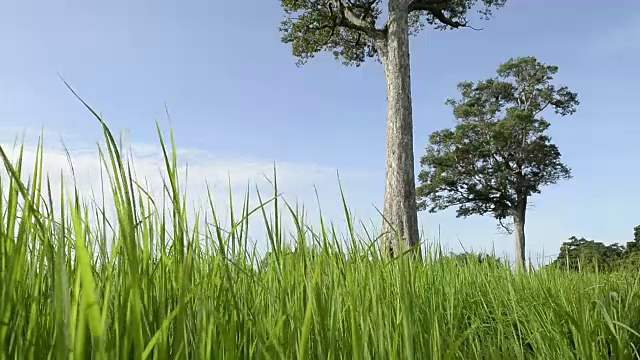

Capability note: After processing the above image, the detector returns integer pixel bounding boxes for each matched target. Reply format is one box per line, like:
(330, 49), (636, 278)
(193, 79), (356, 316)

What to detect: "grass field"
(1, 103), (639, 359)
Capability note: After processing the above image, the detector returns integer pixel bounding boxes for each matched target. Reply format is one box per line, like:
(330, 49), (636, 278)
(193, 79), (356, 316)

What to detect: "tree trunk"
(513, 197), (527, 272)
(378, 0), (420, 258)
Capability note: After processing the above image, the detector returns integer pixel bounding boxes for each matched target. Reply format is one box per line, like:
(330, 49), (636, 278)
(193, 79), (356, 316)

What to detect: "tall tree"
(278, 0), (507, 256)
(416, 57), (579, 271)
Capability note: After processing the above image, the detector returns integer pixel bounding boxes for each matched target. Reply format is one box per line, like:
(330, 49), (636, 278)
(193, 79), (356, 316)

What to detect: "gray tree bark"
(376, 0), (420, 257)
(513, 196), (527, 272)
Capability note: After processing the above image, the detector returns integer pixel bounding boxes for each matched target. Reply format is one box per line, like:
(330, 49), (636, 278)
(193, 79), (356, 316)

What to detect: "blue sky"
(1, 0), (639, 263)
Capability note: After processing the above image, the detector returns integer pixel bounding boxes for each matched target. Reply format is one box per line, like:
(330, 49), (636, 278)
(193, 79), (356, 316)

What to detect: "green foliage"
(618, 251), (640, 273)
(278, 0), (507, 66)
(550, 236), (625, 273)
(279, 0), (382, 66)
(620, 225), (640, 272)
(417, 57), (579, 223)
(437, 251), (507, 269)
(1, 102), (640, 358)
(549, 225), (640, 273)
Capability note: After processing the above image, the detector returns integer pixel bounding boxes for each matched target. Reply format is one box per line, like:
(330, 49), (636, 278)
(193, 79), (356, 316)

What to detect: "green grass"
(1, 96), (640, 359)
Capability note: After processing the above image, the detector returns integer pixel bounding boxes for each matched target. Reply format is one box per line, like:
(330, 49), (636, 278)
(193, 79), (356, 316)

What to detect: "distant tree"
(549, 236), (624, 273)
(416, 57), (579, 271)
(439, 251), (506, 269)
(623, 225), (640, 254)
(634, 225), (640, 244)
(619, 225), (640, 271)
(278, 0), (508, 257)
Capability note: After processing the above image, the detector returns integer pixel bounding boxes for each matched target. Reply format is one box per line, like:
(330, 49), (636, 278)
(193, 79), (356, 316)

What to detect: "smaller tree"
(416, 56), (579, 271)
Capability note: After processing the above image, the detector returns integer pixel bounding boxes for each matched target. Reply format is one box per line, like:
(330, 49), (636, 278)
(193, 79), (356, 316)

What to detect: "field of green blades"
(1, 101), (639, 359)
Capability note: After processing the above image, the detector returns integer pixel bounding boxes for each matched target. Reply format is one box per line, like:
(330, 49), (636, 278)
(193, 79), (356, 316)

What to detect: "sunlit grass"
(1, 93), (640, 359)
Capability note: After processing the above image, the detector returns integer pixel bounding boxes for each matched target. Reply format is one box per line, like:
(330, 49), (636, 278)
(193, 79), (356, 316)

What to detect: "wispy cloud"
(0, 126), (374, 253)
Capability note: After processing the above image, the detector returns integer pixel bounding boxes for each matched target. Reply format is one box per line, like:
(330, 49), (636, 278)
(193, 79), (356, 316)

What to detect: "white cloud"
(2, 126), (566, 268)
(0, 127), (374, 255)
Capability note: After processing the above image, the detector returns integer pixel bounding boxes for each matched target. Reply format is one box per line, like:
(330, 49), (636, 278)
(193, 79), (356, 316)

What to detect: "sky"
(1, 0), (639, 264)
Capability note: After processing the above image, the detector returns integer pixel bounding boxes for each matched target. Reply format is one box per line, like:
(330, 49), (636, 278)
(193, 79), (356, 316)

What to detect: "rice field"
(1, 99), (639, 359)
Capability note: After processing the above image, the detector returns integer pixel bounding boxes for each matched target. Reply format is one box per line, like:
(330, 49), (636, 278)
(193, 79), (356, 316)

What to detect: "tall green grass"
(1, 95), (640, 359)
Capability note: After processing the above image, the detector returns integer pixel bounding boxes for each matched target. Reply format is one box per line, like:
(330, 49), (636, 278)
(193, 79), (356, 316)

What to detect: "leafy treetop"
(417, 57), (579, 225)
(279, 0), (507, 66)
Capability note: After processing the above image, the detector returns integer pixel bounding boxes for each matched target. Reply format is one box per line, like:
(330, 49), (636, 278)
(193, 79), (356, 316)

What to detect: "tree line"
(546, 225), (640, 273)
(435, 224), (640, 273)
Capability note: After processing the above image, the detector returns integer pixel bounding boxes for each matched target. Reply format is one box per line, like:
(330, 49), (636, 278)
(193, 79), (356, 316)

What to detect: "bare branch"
(498, 218), (514, 234)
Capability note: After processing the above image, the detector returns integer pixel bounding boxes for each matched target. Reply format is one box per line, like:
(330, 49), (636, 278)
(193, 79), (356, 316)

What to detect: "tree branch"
(329, 0), (386, 40)
(408, 0), (453, 12)
(311, 3), (339, 47)
(498, 218), (514, 234)
(532, 99), (553, 117)
(408, 0), (483, 30)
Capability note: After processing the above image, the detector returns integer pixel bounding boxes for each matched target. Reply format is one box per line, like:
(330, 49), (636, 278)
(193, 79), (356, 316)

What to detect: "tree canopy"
(549, 236), (625, 273)
(548, 224), (640, 273)
(416, 56), (579, 228)
(279, 0), (507, 66)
